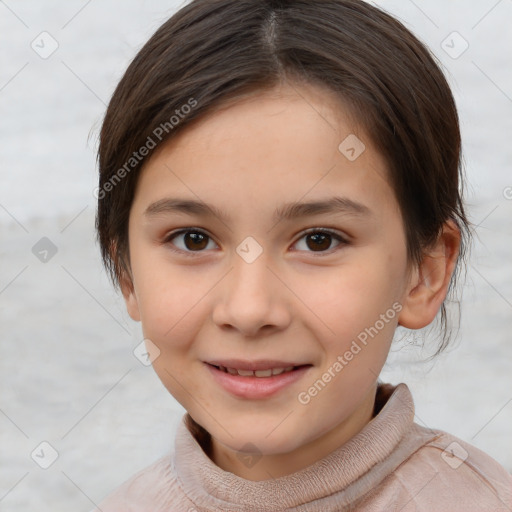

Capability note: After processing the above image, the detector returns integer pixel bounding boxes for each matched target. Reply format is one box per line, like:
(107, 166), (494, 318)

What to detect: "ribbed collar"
(174, 383), (431, 511)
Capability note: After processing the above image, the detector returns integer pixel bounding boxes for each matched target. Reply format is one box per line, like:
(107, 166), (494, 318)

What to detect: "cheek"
(131, 261), (212, 402)
(310, 255), (405, 349)
(131, 248), (210, 345)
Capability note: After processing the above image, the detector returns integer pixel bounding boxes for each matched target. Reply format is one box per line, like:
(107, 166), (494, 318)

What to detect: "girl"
(93, 0), (511, 510)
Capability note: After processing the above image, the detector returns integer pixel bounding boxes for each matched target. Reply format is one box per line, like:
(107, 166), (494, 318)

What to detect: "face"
(123, 82), (415, 479)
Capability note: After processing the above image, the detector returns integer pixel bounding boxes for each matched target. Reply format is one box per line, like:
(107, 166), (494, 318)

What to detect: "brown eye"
(165, 229), (217, 254)
(294, 229), (347, 254)
(306, 232), (332, 251)
(183, 232), (209, 250)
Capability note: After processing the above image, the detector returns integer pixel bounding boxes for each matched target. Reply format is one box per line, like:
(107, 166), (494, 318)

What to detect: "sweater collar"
(174, 383), (420, 511)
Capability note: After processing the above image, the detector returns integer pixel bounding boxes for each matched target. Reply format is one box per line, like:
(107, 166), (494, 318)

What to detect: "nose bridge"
(212, 243), (290, 335)
(229, 244), (276, 306)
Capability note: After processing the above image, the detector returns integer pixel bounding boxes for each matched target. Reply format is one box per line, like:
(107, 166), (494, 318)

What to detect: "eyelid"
(163, 227), (210, 242)
(297, 227), (349, 243)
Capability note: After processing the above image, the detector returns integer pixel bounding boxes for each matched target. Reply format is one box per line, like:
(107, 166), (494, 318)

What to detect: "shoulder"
(372, 425), (512, 511)
(92, 453), (194, 512)
(420, 429), (511, 483)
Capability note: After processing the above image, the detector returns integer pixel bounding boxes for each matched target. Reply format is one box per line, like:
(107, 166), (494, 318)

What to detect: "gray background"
(1, 0), (511, 510)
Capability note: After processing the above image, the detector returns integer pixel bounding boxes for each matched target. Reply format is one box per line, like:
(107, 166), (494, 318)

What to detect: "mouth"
(207, 363), (307, 377)
(204, 360), (313, 399)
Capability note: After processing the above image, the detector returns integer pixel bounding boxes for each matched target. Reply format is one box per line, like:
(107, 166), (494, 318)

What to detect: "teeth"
(255, 369), (272, 377)
(216, 365), (298, 377)
(237, 369), (255, 376)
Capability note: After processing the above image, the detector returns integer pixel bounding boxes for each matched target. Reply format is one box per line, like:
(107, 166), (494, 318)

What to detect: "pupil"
(307, 233), (330, 251)
(185, 232), (208, 250)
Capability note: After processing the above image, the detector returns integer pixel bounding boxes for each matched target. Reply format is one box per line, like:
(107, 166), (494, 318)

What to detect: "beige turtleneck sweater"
(94, 383), (511, 511)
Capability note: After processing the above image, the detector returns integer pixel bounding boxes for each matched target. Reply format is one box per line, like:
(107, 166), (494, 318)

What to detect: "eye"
(163, 228), (348, 256)
(292, 228), (348, 255)
(164, 228), (218, 255)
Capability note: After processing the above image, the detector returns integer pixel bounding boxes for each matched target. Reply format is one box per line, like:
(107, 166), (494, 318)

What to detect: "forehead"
(132, 82), (399, 224)
(165, 81), (362, 154)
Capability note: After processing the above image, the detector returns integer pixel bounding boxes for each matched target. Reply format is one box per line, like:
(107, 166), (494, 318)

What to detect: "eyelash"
(162, 227), (349, 257)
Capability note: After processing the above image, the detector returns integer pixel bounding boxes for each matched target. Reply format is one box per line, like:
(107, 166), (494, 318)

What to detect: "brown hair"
(96, 0), (471, 354)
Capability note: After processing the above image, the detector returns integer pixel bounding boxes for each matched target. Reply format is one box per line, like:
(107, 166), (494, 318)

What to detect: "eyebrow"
(144, 196), (372, 223)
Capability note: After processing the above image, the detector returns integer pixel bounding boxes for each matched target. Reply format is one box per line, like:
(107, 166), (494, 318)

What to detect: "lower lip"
(205, 363), (311, 400)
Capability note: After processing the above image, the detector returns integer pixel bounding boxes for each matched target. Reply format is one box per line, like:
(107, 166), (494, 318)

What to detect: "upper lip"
(205, 359), (311, 371)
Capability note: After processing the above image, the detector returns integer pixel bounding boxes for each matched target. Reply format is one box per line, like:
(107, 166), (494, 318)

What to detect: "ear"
(398, 220), (461, 329)
(119, 268), (141, 322)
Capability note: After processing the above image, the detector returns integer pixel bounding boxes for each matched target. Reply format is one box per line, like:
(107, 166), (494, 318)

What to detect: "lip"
(204, 362), (312, 400)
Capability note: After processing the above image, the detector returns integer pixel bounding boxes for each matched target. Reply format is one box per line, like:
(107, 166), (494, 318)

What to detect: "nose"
(212, 250), (292, 337)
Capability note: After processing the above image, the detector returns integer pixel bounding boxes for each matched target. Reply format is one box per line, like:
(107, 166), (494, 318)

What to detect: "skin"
(120, 81), (460, 481)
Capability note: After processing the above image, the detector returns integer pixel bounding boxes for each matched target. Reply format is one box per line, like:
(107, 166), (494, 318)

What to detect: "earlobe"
(398, 220), (461, 330)
(119, 271), (141, 322)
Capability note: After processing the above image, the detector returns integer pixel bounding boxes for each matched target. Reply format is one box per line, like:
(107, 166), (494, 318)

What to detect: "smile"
(211, 365), (297, 377)
(204, 362), (312, 399)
